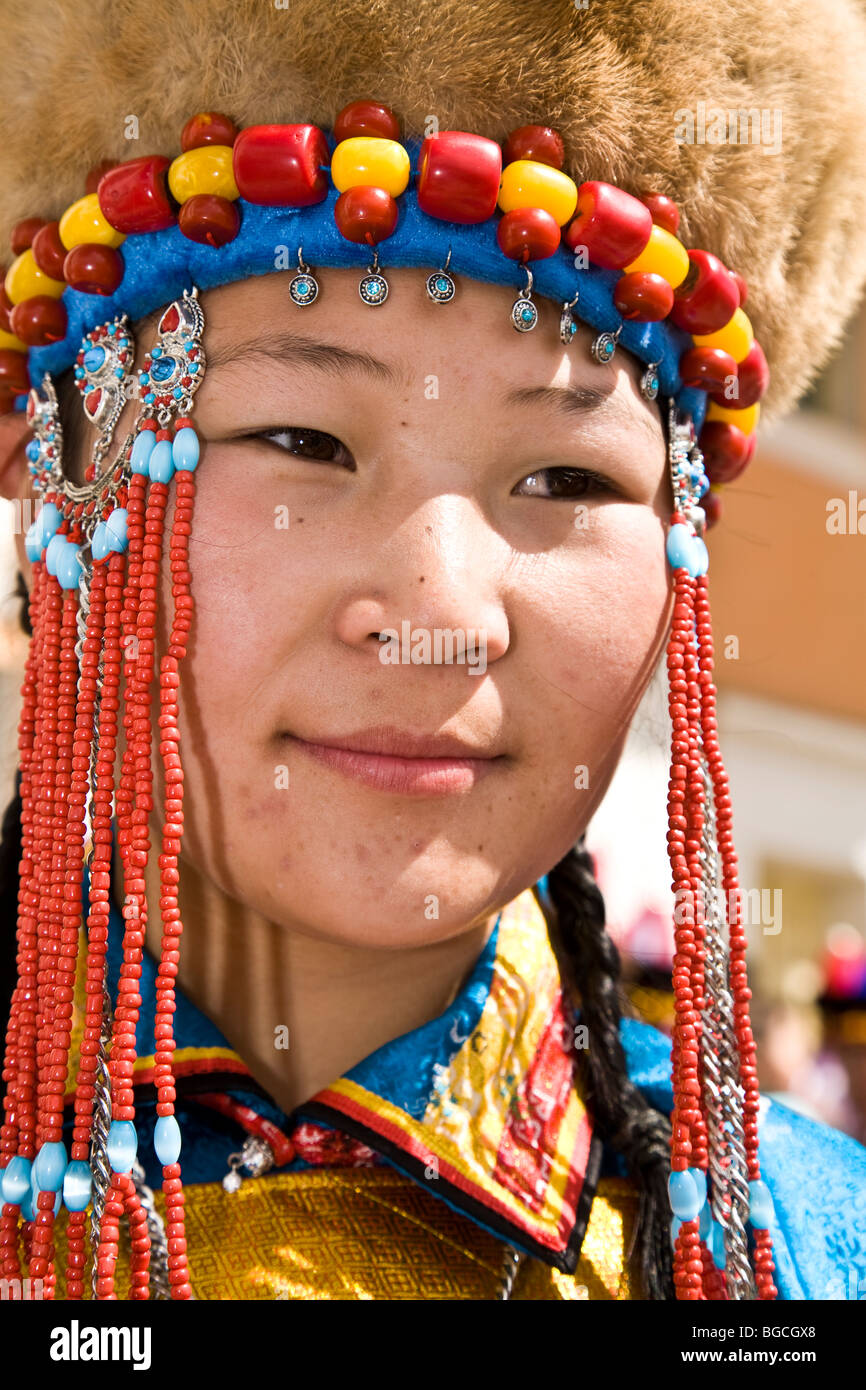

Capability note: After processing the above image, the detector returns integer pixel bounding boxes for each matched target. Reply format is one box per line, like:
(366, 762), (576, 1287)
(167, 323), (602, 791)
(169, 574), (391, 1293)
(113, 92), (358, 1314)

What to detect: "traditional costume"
(1, 0), (866, 1301)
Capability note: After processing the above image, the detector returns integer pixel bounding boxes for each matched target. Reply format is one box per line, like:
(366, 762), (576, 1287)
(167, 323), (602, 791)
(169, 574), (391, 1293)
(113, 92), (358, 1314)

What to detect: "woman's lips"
(282, 726), (503, 796)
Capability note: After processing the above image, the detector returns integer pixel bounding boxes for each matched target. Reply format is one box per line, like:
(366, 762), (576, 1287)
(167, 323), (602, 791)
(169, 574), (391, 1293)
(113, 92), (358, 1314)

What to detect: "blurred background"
(1, 309), (865, 1144)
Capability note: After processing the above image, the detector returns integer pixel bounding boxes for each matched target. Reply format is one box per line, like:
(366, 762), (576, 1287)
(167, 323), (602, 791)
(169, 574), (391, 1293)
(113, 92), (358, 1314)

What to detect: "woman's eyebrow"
(205, 329), (403, 386)
(506, 381), (661, 446)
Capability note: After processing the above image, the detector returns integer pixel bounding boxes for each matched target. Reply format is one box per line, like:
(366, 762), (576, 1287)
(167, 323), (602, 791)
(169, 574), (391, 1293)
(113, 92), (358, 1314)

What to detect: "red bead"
(10, 296), (68, 346)
(334, 185), (398, 245)
(10, 218), (46, 256)
(565, 181), (653, 270)
(30, 221), (68, 281)
(0, 287), (15, 334)
(613, 270), (674, 321)
(698, 421), (755, 484)
(333, 100), (401, 142)
(417, 131), (502, 224)
(639, 191), (680, 235)
(679, 346), (738, 393)
(97, 156), (177, 234)
(178, 195), (240, 247)
(0, 349), (31, 396)
(232, 124), (329, 206)
(670, 250), (740, 335)
(731, 270), (748, 306)
(85, 160), (122, 196)
(502, 125), (565, 170)
(496, 206), (560, 262)
(710, 339), (768, 409)
(63, 243), (124, 295)
(180, 111), (240, 151)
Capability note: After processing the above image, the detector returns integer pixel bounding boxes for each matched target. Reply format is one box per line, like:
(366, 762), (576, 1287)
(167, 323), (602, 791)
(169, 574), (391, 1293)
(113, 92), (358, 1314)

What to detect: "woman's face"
(67, 267), (674, 948)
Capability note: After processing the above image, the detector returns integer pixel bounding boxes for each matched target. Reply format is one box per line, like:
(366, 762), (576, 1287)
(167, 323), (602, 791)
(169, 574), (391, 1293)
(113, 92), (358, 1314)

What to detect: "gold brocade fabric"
(46, 1170), (641, 1301)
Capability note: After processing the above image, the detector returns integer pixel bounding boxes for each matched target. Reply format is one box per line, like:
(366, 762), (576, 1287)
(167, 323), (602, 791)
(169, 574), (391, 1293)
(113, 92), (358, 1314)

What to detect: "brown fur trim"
(2, 0), (866, 419)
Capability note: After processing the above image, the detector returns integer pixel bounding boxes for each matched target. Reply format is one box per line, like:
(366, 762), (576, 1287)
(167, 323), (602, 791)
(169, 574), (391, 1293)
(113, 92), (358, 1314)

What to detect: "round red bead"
(731, 270), (748, 306)
(333, 100), (401, 142)
(10, 218), (46, 256)
(31, 221), (68, 281)
(63, 243), (124, 295)
(565, 181), (653, 270)
(178, 194), (240, 247)
(417, 131), (502, 224)
(710, 339), (768, 409)
(613, 270), (674, 321)
(698, 420), (754, 484)
(98, 156), (177, 234)
(670, 250), (740, 335)
(334, 186), (398, 245)
(679, 346), (738, 392)
(9, 295), (68, 346)
(0, 349), (31, 396)
(496, 206), (560, 262)
(232, 124), (329, 206)
(180, 111), (240, 151)
(502, 125), (565, 170)
(639, 191), (680, 235)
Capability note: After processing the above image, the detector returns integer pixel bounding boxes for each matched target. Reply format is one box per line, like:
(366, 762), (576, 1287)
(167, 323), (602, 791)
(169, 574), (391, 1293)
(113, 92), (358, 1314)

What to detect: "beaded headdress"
(3, 0), (866, 1308)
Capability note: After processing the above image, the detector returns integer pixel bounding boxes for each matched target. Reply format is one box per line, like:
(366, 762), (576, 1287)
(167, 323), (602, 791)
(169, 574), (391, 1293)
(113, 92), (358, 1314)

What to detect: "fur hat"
(2, 0), (866, 420)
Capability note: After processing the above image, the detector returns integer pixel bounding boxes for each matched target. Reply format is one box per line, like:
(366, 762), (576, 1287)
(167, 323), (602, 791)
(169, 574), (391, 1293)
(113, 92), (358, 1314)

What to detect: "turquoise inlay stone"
(56, 541), (83, 590)
(26, 440), (41, 462)
(151, 346), (163, 357)
(91, 521), (110, 563)
(104, 507), (129, 552)
(150, 355), (177, 382)
(139, 372), (150, 385)
(712, 1219), (727, 1270)
(114, 367), (125, 379)
(1, 1155), (32, 1203)
(130, 427), (157, 474)
(154, 1115), (182, 1165)
(74, 367), (85, 380)
(189, 362), (199, 373)
(44, 531), (67, 577)
(106, 1119), (138, 1174)
(148, 437), (175, 483)
(668, 1167), (700, 1219)
(296, 279), (309, 294)
(33, 1140), (67, 1192)
(173, 387), (183, 399)
(748, 1178), (774, 1229)
(62, 1160), (93, 1212)
(436, 276), (449, 292)
(172, 426), (199, 471)
(82, 345), (106, 373)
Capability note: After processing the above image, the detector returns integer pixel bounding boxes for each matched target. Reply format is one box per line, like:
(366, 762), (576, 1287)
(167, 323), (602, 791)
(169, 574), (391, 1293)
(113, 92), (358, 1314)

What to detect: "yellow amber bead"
(4, 250), (66, 305)
(692, 306), (754, 363)
(330, 137), (410, 197)
(59, 194), (126, 251)
(497, 160), (578, 226)
(168, 145), (240, 204)
(0, 327), (28, 353)
(622, 224), (690, 287)
(706, 400), (760, 435)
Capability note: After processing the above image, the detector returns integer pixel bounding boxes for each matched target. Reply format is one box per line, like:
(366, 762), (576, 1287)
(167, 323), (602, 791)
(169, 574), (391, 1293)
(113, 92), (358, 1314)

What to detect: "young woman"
(0, 0), (865, 1303)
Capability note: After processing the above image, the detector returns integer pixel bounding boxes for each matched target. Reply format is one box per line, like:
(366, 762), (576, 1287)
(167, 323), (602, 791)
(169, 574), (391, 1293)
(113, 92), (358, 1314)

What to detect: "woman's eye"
(257, 427), (355, 468)
(513, 467), (615, 499)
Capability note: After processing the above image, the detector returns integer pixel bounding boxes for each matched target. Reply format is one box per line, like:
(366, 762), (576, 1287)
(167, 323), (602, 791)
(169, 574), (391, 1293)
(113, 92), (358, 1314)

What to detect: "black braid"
(545, 836), (674, 1300)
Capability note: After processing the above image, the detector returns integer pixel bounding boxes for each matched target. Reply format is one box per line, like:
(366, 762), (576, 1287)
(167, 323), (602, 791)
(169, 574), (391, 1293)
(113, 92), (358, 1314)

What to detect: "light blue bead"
(172, 426), (199, 472)
(149, 438), (175, 483)
(699, 1200), (712, 1240)
(692, 536), (709, 577)
(31, 1167), (62, 1217)
(56, 541), (83, 590)
(1, 1155), (32, 1203)
(91, 521), (110, 563)
(748, 1178), (774, 1229)
(666, 521), (699, 576)
(712, 1219), (727, 1270)
(104, 507), (129, 552)
(698, 473), (711, 498)
(19, 1188), (34, 1222)
(668, 1167), (701, 1219)
(62, 1160), (93, 1212)
(38, 501), (62, 544)
(44, 531), (67, 577)
(154, 1114), (182, 1165)
(130, 428), (157, 475)
(690, 1166), (708, 1211)
(106, 1119), (138, 1173)
(33, 1140), (67, 1192)
(25, 519), (43, 563)
(670, 1215), (682, 1246)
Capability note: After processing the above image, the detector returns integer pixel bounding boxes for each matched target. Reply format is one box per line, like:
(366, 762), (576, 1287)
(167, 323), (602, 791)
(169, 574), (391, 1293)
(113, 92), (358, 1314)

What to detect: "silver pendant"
(590, 325), (623, 364)
(559, 290), (580, 345)
(360, 249), (389, 306)
(511, 265), (538, 333)
(640, 360), (661, 401)
(427, 246), (456, 303)
(289, 246), (319, 306)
